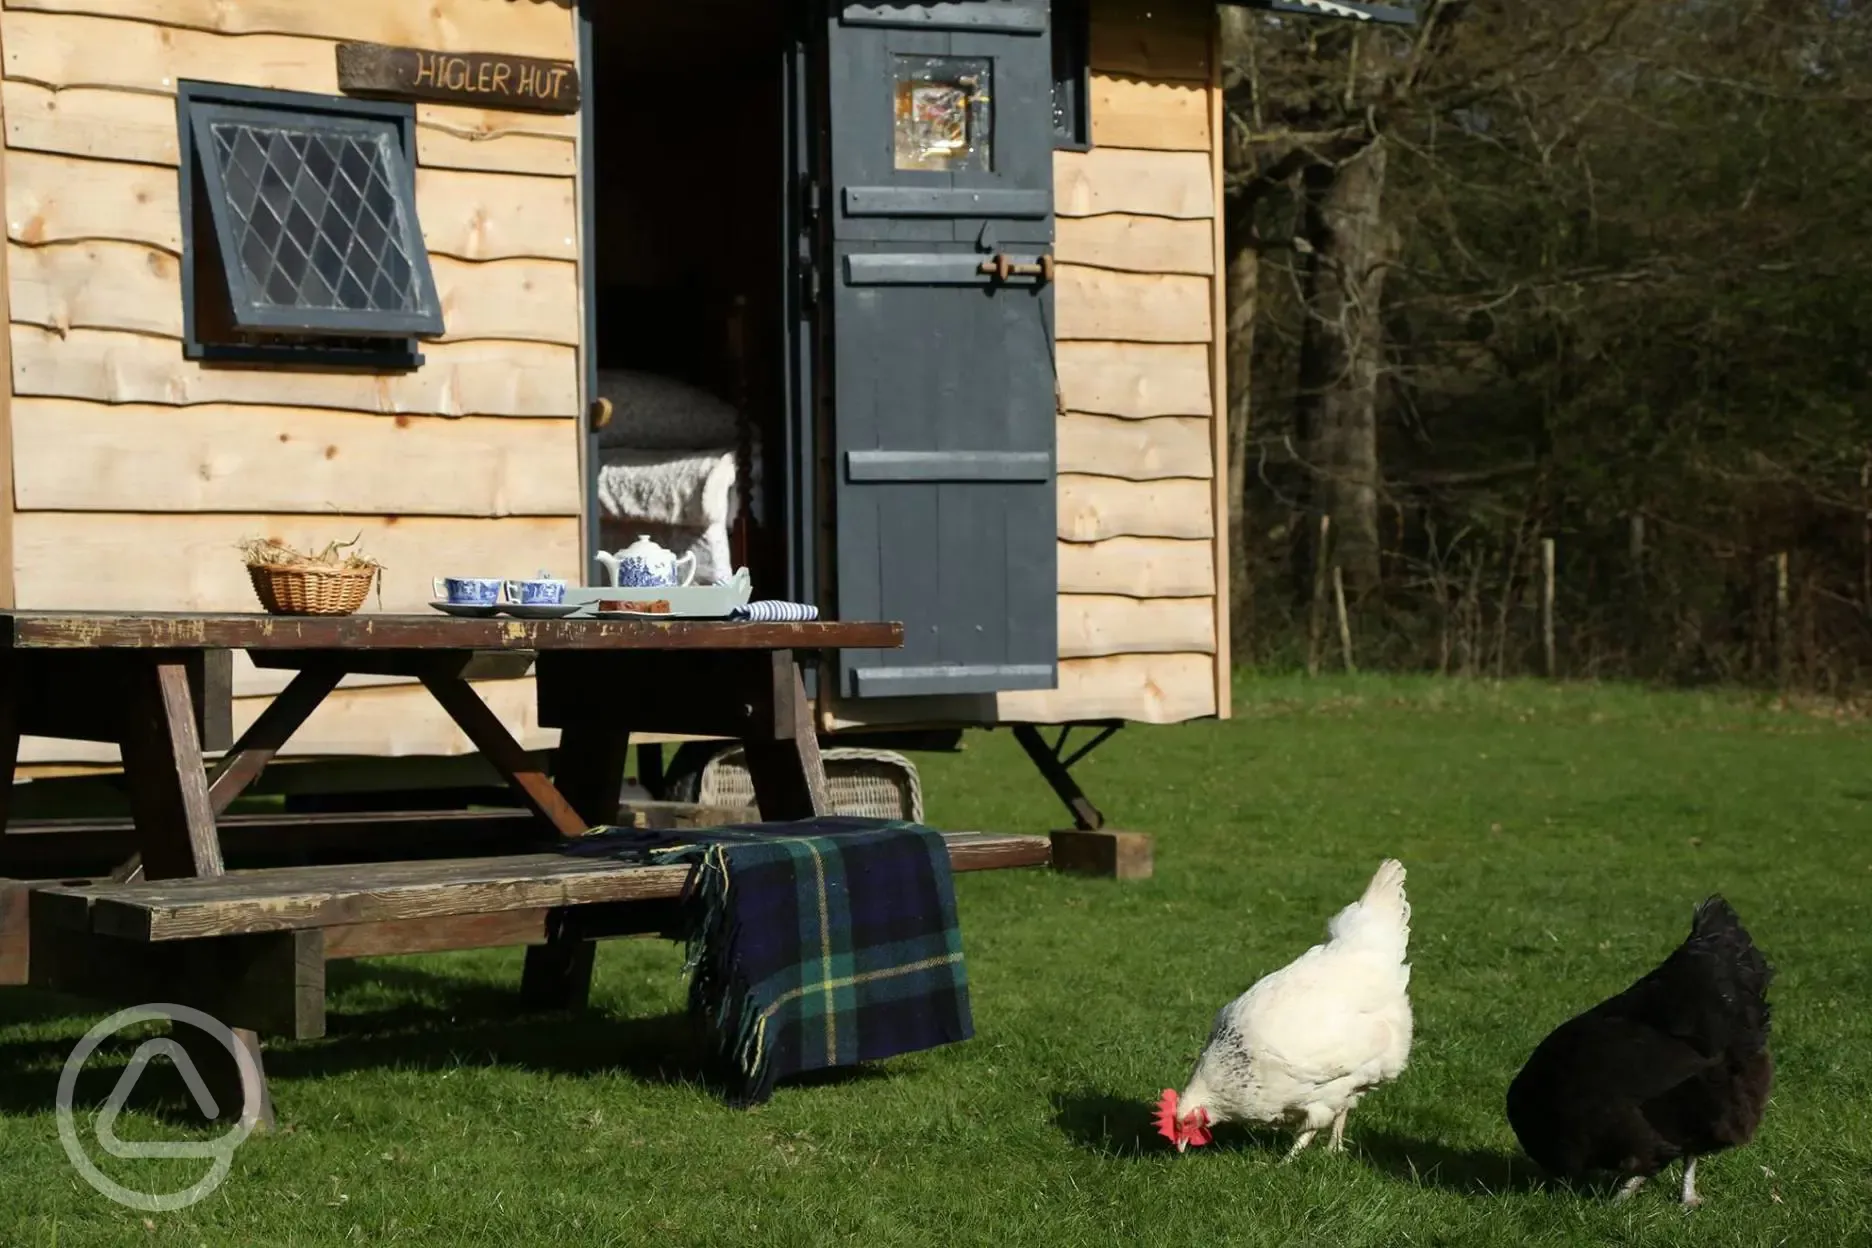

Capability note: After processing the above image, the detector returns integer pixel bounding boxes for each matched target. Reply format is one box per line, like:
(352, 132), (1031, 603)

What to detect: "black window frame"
(1050, 0), (1091, 151)
(176, 80), (441, 369)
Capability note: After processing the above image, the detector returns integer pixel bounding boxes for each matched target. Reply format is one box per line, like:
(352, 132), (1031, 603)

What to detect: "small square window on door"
(177, 81), (444, 366)
(893, 55), (994, 172)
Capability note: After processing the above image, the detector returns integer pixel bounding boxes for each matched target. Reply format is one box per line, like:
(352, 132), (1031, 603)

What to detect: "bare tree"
(1228, 0), (1872, 687)
(1221, 6), (1260, 653)
(1291, 132), (1397, 592)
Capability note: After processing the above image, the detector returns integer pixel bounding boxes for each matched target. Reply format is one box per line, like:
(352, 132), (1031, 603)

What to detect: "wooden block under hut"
(1048, 829), (1154, 880)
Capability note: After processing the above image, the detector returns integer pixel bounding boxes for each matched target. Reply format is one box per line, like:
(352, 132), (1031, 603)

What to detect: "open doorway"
(585, 0), (791, 592)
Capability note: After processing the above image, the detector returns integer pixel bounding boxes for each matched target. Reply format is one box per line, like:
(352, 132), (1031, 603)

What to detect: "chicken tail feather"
(1362, 858), (1409, 911)
(1687, 895), (1774, 1036)
(1326, 858), (1412, 952)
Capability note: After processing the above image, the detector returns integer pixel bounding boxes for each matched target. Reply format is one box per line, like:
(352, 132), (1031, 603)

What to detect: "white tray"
(593, 607), (736, 620)
(562, 568), (753, 618)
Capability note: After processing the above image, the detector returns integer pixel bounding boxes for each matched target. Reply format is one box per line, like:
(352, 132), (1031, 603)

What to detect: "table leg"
(0, 658), (20, 983)
(120, 660), (223, 879)
(118, 659), (276, 1129)
(637, 743), (666, 799)
(520, 725), (632, 1011)
(421, 674), (589, 838)
(172, 1020), (274, 1131)
(741, 654), (831, 821)
(2, 654), (47, 987)
(552, 727), (634, 825)
(520, 910), (599, 1012)
(0, 653), (19, 835)
(105, 664), (343, 885)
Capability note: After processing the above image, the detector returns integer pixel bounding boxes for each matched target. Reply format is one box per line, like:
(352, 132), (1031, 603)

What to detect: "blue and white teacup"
(433, 576), (502, 606)
(504, 577), (567, 606)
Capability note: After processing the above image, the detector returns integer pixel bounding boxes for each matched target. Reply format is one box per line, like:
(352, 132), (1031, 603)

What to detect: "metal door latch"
(978, 253), (1055, 283)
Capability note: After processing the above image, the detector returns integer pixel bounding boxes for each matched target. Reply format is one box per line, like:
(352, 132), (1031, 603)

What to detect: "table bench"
(29, 830), (1050, 1035)
(0, 611), (1050, 1122)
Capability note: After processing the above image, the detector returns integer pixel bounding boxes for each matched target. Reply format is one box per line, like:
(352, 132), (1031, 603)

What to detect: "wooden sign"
(336, 41), (581, 114)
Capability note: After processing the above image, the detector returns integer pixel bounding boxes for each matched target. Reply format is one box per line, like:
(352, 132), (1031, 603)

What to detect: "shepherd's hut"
(0, 0), (1405, 816)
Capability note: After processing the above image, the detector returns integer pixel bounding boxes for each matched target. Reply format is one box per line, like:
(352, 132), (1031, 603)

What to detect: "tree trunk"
(1220, 7), (1257, 658)
(1293, 137), (1395, 596)
(1225, 241), (1258, 658)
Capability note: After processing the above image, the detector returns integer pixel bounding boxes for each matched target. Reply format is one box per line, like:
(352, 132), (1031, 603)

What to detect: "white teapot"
(595, 535), (698, 589)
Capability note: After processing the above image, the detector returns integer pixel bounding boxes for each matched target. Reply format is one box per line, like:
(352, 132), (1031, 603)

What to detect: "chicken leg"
(1282, 1129), (1319, 1162)
(1327, 1108), (1350, 1153)
(1612, 1175), (1648, 1203)
(1680, 1156), (1701, 1208)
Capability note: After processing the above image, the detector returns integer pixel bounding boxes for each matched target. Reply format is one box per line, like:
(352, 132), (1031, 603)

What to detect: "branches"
(1231, 0), (1872, 688)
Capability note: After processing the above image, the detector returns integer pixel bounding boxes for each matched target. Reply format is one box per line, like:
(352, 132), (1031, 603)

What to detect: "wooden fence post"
(1332, 566), (1355, 673)
(1774, 551), (1790, 689)
(1541, 537), (1556, 679)
(1861, 451), (1870, 613)
(1307, 514), (1331, 677)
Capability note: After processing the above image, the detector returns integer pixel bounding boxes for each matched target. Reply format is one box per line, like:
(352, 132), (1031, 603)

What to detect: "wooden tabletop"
(0, 611), (902, 652)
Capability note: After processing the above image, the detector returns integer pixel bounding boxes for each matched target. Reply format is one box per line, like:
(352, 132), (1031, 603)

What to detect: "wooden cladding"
(1, 0), (585, 768)
(1022, 0), (1227, 725)
(336, 41), (581, 115)
(1, 0), (579, 61)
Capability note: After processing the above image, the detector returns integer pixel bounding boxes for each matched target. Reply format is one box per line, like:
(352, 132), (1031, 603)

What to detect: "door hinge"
(797, 177), (822, 309)
(797, 237), (821, 309)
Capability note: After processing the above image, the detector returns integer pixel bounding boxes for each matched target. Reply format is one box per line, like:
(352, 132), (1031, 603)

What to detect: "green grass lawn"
(3, 674), (1870, 1246)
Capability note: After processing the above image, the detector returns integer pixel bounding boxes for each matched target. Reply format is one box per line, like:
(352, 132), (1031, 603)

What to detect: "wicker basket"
(696, 746), (924, 822)
(246, 562), (377, 616)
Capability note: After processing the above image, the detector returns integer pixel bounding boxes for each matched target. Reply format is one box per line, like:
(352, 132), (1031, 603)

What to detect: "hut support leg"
(1011, 724), (1152, 881)
(1011, 723), (1113, 831)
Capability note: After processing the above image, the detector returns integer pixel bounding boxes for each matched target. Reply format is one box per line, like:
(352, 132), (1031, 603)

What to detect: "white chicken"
(1157, 859), (1413, 1160)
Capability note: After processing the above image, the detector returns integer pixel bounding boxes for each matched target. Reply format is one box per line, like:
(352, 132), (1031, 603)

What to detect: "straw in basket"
(239, 537), (382, 617)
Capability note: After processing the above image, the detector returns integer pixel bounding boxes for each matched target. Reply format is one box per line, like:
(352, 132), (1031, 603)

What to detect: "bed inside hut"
(586, 0), (789, 592)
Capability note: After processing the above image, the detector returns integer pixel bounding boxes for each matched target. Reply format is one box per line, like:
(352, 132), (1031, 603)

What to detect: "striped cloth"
(578, 818), (971, 1105)
(729, 600), (819, 622)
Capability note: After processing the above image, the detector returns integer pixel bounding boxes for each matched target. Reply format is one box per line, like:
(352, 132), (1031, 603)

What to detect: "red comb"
(1154, 1088), (1181, 1145)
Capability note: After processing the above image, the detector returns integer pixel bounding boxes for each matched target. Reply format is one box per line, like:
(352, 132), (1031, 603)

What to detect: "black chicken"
(1505, 896), (1774, 1206)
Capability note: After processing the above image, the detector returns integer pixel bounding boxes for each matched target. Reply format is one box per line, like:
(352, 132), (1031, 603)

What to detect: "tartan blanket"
(578, 817), (973, 1105)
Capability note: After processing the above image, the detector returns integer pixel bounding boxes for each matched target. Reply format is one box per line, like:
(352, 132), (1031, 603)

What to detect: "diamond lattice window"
(186, 97), (443, 340)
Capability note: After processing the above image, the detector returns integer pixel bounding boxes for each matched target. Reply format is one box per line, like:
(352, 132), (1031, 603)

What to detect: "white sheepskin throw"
(596, 448), (736, 528)
(595, 448), (738, 584)
(595, 369), (739, 451)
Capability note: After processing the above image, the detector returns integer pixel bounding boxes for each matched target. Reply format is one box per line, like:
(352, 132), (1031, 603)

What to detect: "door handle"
(978, 253), (1055, 283)
(589, 396), (613, 432)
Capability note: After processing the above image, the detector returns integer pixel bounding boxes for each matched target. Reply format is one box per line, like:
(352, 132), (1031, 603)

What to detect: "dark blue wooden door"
(825, 0), (1059, 699)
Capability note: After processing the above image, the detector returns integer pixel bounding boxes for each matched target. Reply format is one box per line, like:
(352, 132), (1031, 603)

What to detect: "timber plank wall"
(825, 0), (1229, 731)
(0, 0), (584, 769)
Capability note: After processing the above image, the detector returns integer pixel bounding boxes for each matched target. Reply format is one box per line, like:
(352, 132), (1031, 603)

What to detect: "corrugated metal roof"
(1227, 0), (1417, 26)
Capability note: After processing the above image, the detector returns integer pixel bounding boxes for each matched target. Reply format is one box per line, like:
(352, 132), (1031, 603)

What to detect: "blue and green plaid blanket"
(579, 817), (973, 1105)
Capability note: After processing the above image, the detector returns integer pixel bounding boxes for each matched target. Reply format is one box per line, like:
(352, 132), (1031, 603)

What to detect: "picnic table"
(0, 611), (1051, 1123)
